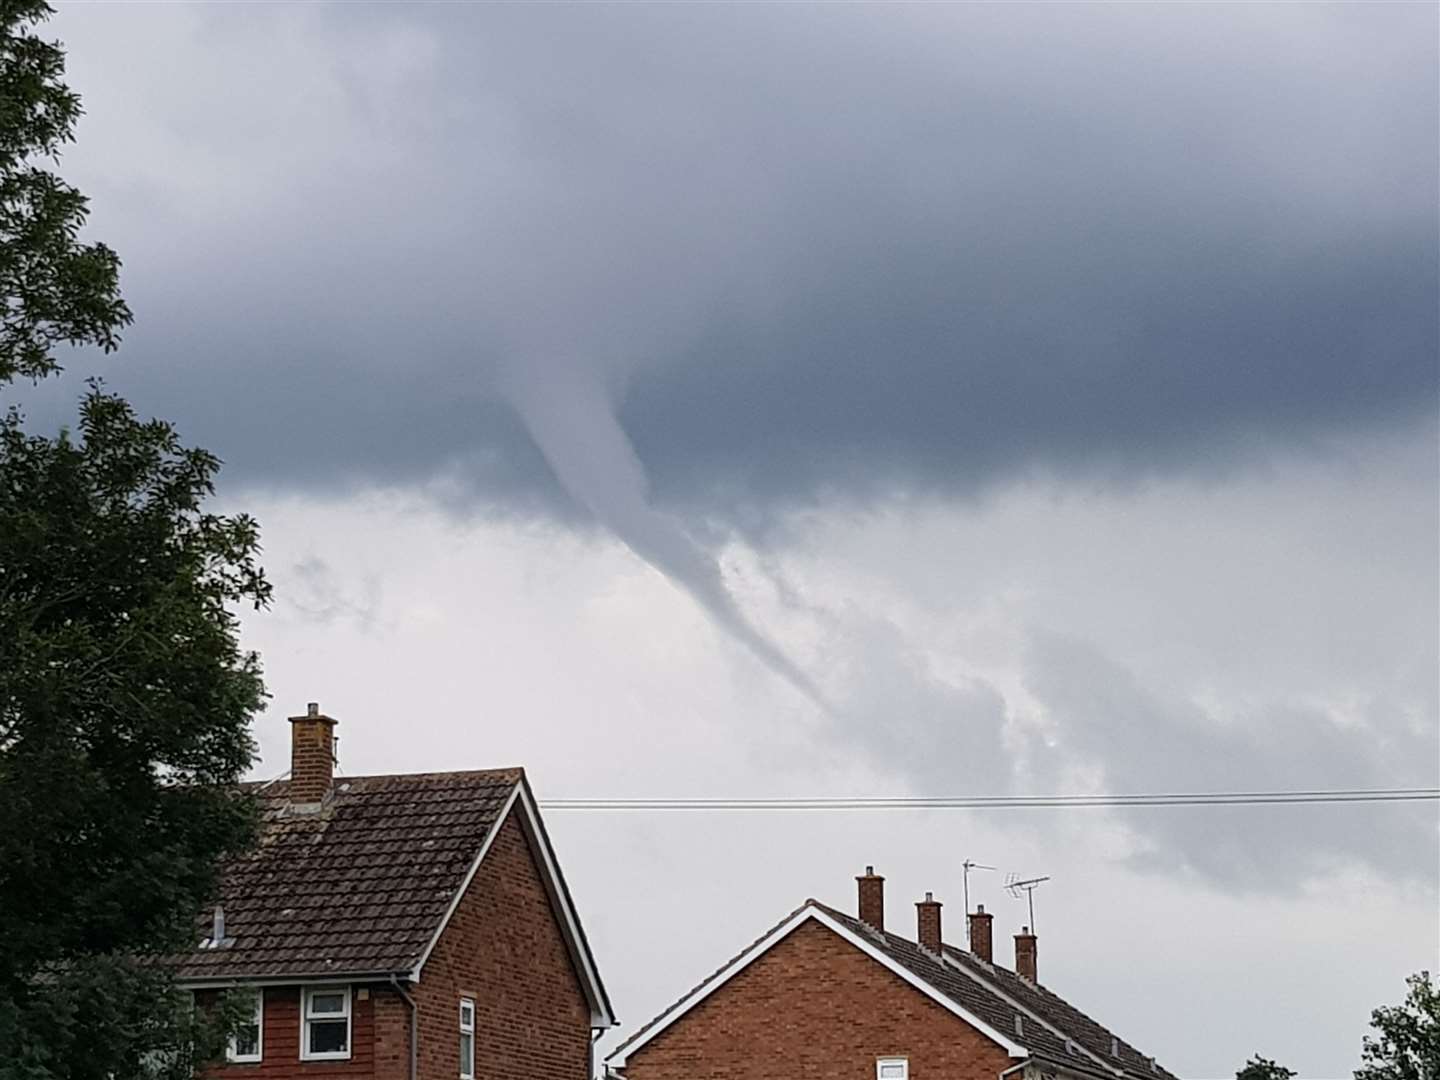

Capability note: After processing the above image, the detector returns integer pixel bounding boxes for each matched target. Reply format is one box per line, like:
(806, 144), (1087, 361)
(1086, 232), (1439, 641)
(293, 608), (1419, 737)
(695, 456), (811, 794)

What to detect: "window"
(301, 986), (351, 1060)
(877, 1059), (909, 1080)
(458, 997), (475, 1079)
(227, 989), (263, 1063)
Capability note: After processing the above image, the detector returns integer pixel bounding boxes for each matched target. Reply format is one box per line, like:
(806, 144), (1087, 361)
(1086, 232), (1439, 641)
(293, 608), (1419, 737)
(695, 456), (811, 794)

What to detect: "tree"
(0, 388), (271, 1078)
(0, 4), (269, 1076)
(1238, 1056), (1297, 1080)
(1356, 972), (1440, 1080)
(0, 0), (130, 383)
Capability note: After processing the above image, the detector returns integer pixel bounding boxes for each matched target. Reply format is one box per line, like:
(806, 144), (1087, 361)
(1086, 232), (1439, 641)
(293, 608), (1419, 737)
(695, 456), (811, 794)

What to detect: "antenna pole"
(1004, 873), (1051, 933)
(960, 859), (995, 946)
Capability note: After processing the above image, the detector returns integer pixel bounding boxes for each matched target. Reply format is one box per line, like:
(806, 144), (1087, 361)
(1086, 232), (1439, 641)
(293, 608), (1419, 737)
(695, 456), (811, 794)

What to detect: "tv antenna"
(1004, 873), (1051, 932)
(961, 859), (994, 916)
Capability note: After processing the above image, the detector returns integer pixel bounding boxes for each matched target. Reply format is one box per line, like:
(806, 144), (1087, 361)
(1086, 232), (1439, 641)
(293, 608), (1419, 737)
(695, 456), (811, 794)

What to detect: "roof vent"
(1013, 1013), (1024, 1037)
(1112, 1037), (1120, 1057)
(202, 905), (234, 949)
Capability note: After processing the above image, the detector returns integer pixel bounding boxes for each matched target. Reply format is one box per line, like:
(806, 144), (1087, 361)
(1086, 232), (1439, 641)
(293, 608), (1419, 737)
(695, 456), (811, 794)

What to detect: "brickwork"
(915, 896), (942, 955)
(619, 919), (1013, 1080)
(207, 985), (378, 1080)
(415, 811), (592, 1080)
(1014, 932), (1037, 984)
(286, 712), (336, 802)
(967, 908), (993, 964)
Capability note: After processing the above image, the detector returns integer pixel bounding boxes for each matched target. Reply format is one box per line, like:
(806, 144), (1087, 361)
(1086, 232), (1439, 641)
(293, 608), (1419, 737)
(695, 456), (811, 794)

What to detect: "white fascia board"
(408, 779), (617, 1028)
(607, 904), (1027, 1067)
(176, 974), (390, 990)
(509, 780), (617, 1027)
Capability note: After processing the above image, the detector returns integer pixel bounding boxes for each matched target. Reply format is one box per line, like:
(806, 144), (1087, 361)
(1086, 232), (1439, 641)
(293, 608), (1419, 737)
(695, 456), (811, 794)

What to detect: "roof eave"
(172, 969), (411, 989)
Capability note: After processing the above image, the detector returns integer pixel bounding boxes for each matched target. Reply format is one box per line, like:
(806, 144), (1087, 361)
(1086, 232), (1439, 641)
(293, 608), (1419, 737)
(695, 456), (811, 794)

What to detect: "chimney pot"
(288, 705), (338, 803)
(1015, 925), (1038, 983)
(856, 867), (885, 933)
(967, 904), (994, 963)
(916, 892), (943, 954)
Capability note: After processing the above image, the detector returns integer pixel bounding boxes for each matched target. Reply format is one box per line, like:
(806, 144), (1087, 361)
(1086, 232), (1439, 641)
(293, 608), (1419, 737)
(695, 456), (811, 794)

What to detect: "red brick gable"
(619, 918), (1013, 1080)
(414, 811), (592, 1079)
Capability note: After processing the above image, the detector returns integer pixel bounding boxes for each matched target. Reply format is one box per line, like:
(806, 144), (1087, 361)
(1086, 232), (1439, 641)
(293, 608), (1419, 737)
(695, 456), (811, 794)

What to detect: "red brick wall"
(207, 985), (380, 1080)
(413, 810), (592, 1080)
(618, 919), (1014, 1080)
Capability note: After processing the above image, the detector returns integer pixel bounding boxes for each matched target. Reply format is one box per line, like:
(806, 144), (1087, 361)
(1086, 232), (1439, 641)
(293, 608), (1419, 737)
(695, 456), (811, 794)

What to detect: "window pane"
(233, 1023), (260, 1057)
(309, 992), (346, 1015)
(880, 1065), (907, 1079)
(460, 1031), (474, 1075)
(460, 1001), (474, 1029)
(309, 1018), (348, 1054)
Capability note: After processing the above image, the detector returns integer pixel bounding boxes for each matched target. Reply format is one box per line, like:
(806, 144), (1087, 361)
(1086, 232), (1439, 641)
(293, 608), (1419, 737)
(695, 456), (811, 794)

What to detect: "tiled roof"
(945, 944), (1178, 1080)
(609, 898), (1176, 1080)
(172, 769), (521, 981)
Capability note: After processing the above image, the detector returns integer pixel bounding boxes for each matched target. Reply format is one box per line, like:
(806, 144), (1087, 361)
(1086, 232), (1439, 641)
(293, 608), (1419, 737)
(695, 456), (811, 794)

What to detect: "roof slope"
(173, 769), (520, 981)
(945, 944), (1176, 1080)
(608, 898), (1175, 1080)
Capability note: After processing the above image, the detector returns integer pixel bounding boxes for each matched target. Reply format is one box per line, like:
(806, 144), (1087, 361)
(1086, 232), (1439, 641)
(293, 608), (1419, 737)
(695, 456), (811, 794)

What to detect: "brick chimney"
(856, 866), (885, 932)
(968, 904), (994, 963)
(288, 703), (337, 803)
(916, 892), (942, 954)
(1015, 926), (1038, 983)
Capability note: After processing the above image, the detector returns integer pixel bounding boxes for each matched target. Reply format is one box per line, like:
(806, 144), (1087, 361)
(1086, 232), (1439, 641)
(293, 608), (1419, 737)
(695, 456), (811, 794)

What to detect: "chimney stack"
(289, 703), (337, 803)
(916, 892), (942, 954)
(856, 866), (885, 932)
(968, 904), (994, 963)
(1015, 926), (1038, 983)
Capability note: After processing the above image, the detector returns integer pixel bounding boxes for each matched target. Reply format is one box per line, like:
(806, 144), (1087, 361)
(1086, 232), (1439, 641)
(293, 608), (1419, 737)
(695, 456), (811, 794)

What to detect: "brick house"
(173, 705), (616, 1080)
(605, 867), (1174, 1080)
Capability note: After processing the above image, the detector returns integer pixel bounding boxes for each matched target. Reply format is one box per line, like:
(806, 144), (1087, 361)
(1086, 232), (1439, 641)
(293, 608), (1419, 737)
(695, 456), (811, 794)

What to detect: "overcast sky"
(20, 3), (1440, 1075)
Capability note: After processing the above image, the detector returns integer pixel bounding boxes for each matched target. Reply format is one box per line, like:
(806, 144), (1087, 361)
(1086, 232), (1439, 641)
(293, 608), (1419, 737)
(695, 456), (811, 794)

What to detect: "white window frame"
(458, 997), (475, 1079)
(226, 988), (264, 1063)
(300, 986), (352, 1062)
(877, 1058), (910, 1080)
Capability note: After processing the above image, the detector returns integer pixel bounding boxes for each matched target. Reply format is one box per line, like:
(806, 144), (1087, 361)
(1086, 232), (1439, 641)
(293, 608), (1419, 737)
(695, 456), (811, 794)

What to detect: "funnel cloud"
(505, 361), (827, 711)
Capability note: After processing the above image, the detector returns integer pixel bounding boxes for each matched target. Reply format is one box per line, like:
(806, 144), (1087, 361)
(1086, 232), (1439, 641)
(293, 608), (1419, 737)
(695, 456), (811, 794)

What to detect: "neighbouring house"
(173, 705), (616, 1080)
(605, 866), (1175, 1080)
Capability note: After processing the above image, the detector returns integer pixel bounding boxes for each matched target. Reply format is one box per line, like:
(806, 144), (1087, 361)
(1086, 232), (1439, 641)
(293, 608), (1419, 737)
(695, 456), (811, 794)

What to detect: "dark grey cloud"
(16, 1), (1435, 524)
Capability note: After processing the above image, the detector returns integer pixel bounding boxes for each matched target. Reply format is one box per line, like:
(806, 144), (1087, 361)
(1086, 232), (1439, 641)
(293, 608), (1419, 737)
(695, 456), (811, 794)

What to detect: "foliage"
(1238, 1056), (1297, 1080)
(0, 387), (271, 1078)
(1356, 972), (1440, 1080)
(0, 959), (253, 1080)
(0, 0), (130, 384)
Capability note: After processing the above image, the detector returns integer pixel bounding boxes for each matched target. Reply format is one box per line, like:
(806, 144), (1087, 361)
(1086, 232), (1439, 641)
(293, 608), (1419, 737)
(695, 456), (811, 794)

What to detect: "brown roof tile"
(173, 769), (521, 981)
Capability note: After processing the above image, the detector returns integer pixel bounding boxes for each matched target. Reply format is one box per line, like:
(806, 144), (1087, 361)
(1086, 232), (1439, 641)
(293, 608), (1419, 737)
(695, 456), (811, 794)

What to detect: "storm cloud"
(25, 1), (1436, 524)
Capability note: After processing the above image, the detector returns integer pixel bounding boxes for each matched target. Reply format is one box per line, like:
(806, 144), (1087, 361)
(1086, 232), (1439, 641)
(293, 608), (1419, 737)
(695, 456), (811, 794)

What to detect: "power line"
(539, 787), (1440, 811)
